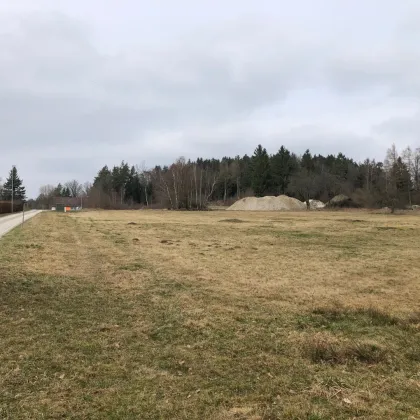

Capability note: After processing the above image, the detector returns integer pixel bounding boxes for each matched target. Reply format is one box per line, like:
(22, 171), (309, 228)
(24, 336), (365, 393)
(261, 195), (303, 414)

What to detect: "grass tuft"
(303, 333), (342, 364)
(406, 311), (420, 325)
(119, 262), (146, 271)
(312, 305), (400, 326)
(303, 333), (388, 365)
(347, 341), (388, 364)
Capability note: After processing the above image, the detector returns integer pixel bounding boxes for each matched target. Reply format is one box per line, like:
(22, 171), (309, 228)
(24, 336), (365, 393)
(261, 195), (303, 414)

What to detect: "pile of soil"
(227, 195), (306, 211)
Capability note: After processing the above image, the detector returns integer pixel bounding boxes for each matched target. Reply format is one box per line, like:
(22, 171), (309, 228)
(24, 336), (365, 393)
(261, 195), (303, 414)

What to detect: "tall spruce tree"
(251, 145), (271, 197)
(392, 157), (412, 206)
(2, 166), (26, 201)
(125, 166), (142, 203)
(301, 149), (314, 172)
(93, 166), (113, 194)
(271, 146), (298, 194)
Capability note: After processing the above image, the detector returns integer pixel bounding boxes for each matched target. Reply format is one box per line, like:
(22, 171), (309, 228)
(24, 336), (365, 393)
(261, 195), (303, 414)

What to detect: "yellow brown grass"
(0, 209), (419, 419)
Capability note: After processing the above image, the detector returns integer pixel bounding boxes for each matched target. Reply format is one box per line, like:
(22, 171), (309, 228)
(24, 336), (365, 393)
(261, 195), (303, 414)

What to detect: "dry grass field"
(0, 210), (419, 419)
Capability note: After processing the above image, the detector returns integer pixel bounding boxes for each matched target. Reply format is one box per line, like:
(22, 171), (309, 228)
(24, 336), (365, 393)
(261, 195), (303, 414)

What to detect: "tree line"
(35, 181), (92, 209)
(35, 143), (420, 210)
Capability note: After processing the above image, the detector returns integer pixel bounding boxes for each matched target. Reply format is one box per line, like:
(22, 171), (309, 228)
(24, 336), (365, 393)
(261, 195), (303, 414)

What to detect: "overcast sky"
(0, 0), (419, 197)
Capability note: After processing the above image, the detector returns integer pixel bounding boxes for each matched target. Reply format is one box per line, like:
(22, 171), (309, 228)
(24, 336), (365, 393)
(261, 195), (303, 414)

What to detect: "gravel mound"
(326, 194), (359, 208)
(227, 195), (306, 211)
(329, 194), (350, 205)
(309, 199), (325, 210)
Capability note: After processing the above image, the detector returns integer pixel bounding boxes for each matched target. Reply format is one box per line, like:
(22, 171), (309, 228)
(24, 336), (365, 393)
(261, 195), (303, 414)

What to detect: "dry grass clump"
(302, 332), (388, 365)
(310, 305), (420, 330)
(311, 305), (401, 326)
(407, 311), (420, 326)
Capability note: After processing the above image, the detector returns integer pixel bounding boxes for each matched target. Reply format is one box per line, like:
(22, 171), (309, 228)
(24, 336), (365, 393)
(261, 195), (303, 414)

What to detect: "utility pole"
(11, 165), (15, 214)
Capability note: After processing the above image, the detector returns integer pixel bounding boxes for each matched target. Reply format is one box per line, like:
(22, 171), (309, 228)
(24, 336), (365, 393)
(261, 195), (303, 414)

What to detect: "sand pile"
(309, 199), (325, 210)
(227, 195), (306, 211)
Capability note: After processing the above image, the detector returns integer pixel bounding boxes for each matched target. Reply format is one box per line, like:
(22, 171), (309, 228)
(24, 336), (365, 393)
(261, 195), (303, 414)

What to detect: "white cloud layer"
(0, 0), (419, 196)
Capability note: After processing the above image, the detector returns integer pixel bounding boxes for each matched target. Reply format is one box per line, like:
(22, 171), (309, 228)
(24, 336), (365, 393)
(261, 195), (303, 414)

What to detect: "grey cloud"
(0, 90), (152, 150)
(279, 125), (382, 162)
(327, 51), (420, 98)
(326, 11), (420, 98)
(34, 156), (96, 176)
(0, 3), (419, 197)
(138, 123), (381, 165)
(373, 114), (420, 144)
(0, 13), (97, 95)
(0, 12), (323, 161)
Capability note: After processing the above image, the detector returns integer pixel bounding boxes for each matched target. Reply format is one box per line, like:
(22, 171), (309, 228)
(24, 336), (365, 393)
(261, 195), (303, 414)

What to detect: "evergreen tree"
(53, 183), (64, 197)
(392, 157), (412, 206)
(301, 149), (314, 172)
(112, 162), (130, 204)
(2, 166), (26, 201)
(240, 154), (252, 193)
(333, 152), (350, 180)
(62, 187), (71, 197)
(251, 145), (271, 197)
(125, 166), (142, 203)
(93, 166), (113, 194)
(271, 146), (298, 194)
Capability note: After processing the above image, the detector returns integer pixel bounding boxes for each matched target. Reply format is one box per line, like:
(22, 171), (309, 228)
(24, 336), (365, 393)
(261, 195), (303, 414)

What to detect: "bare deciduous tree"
(230, 159), (241, 199)
(36, 184), (56, 209)
(288, 169), (322, 209)
(150, 157), (219, 209)
(220, 160), (230, 202)
(83, 182), (92, 196)
(65, 180), (83, 197)
(39, 184), (55, 197)
(384, 143), (399, 193)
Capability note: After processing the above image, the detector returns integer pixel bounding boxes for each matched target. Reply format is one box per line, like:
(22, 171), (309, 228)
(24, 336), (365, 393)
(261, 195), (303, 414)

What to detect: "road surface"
(0, 210), (43, 239)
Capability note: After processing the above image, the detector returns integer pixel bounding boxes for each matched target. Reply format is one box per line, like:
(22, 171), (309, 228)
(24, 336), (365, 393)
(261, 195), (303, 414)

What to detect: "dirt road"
(0, 210), (43, 239)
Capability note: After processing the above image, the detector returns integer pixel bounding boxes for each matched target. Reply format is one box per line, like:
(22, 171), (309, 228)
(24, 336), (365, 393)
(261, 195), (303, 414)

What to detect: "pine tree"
(251, 145), (271, 197)
(2, 166), (26, 201)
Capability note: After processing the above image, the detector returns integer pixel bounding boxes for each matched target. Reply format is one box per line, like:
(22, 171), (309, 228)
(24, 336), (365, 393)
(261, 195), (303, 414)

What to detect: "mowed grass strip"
(0, 210), (419, 419)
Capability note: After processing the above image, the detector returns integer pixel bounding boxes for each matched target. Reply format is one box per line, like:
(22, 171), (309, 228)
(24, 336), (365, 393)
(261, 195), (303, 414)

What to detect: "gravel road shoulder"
(0, 210), (43, 239)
